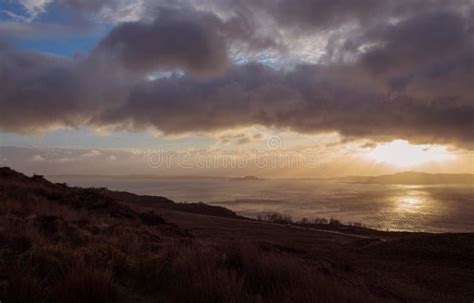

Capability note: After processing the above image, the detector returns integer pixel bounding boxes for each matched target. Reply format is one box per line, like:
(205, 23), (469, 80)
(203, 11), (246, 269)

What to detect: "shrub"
(329, 218), (341, 226)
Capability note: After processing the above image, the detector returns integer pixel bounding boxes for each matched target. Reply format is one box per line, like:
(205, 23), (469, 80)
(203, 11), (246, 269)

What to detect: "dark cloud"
(91, 8), (229, 76)
(0, 1), (473, 148)
(89, 5), (284, 76)
(94, 62), (473, 147)
(357, 11), (474, 103)
(0, 44), (88, 133)
(0, 40), (130, 133)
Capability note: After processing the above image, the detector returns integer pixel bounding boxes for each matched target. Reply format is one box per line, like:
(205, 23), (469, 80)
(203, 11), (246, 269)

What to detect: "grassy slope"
(0, 167), (473, 303)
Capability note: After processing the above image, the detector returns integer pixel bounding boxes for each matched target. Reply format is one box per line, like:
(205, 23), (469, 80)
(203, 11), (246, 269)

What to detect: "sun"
(367, 140), (455, 167)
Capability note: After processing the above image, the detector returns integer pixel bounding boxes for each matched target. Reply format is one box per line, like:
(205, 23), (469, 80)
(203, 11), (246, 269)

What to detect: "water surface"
(48, 177), (474, 233)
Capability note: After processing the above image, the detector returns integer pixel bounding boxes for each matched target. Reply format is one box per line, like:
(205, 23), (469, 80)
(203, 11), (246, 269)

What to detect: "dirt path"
(153, 207), (387, 242)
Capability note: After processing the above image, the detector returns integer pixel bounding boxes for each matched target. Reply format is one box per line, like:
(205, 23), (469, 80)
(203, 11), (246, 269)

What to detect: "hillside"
(0, 167), (473, 302)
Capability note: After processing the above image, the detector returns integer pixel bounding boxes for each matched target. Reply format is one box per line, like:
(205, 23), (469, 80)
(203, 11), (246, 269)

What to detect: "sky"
(0, 0), (473, 177)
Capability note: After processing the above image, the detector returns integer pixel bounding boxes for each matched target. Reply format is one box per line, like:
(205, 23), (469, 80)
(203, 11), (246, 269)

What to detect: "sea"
(47, 177), (474, 233)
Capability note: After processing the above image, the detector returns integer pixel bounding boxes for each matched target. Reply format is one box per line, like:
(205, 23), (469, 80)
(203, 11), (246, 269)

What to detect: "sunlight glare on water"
(47, 176), (474, 233)
(395, 191), (424, 213)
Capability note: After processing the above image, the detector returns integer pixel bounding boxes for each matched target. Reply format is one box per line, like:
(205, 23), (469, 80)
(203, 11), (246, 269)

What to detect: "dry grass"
(0, 167), (369, 303)
(0, 167), (473, 302)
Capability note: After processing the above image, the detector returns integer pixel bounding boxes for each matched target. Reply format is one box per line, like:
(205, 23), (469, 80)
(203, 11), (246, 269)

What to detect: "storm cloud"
(91, 8), (229, 76)
(0, 1), (473, 147)
(95, 62), (474, 147)
(0, 44), (88, 133)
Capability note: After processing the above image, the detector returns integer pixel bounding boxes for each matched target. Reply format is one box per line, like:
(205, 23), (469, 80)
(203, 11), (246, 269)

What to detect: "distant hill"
(228, 175), (265, 181)
(341, 171), (474, 185)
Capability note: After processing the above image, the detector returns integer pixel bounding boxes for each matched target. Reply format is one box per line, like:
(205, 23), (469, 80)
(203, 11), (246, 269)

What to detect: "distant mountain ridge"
(228, 175), (265, 181)
(340, 171), (474, 185)
(48, 171), (472, 185)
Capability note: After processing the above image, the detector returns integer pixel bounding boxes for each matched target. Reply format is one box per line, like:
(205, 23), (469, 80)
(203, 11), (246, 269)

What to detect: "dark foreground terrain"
(0, 167), (473, 303)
